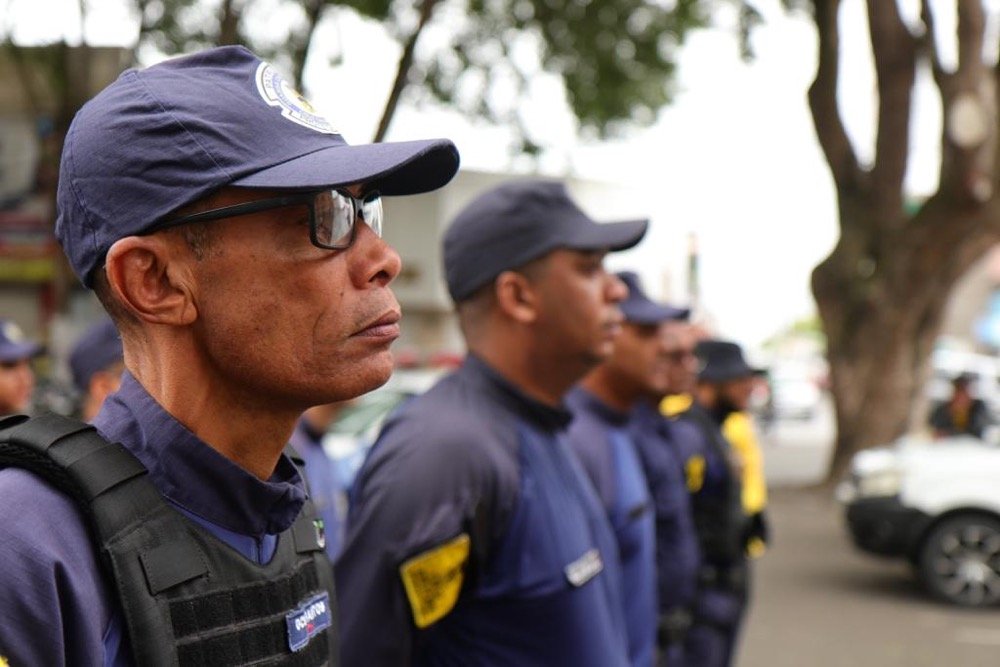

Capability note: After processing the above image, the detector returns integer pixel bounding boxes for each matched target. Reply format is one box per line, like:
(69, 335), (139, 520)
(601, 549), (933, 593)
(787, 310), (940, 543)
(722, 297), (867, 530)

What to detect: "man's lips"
(354, 311), (402, 339)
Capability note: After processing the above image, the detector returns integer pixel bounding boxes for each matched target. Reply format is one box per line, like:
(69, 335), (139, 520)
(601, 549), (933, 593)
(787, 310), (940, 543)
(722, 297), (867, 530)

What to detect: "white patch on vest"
(564, 548), (603, 587)
(255, 62), (337, 135)
(285, 592), (332, 652)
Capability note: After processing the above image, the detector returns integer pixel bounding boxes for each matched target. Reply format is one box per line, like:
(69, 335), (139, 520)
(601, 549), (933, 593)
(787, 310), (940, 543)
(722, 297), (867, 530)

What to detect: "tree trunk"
(807, 0), (1000, 483)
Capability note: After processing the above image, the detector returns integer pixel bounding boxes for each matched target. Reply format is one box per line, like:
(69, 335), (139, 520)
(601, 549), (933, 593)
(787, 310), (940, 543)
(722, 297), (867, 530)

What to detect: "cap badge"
(255, 62), (336, 135)
(2, 322), (24, 344)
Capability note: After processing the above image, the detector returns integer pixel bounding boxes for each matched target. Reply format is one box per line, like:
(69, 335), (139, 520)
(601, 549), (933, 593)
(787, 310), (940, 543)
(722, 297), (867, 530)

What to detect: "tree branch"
(218, 0), (240, 46)
(936, 0), (993, 202)
(807, 0), (863, 200)
(867, 0), (916, 221)
(372, 0), (440, 143)
(292, 0), (325, 90)
(919, 0), (949, 90)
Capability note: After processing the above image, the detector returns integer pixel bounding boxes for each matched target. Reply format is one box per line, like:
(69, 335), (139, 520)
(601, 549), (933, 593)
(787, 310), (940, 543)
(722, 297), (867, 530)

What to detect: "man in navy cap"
(337, 179), (647, 666)
(669, 338), (758, 666)
(0, 319), (43, 416)
(0, 46), (458, 665)
(566, 272), (701, 667)
(68, 317), (125, 421)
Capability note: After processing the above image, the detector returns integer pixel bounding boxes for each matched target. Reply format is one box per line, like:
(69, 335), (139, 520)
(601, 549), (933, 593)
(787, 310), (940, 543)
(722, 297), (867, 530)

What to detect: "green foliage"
(409, 0), (711, 139)
(5, 0), (765, 150)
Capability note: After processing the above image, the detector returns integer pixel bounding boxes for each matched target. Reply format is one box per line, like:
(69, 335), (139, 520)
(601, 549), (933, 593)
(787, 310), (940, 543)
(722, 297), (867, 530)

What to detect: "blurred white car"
(766, 362), (825, 420)
(837, 434), (1000, 607)
(322, 367), (445, 488)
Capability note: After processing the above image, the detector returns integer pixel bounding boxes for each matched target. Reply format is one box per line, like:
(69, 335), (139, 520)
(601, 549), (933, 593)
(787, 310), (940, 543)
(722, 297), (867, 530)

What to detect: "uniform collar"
(92, 371), (307, 537)
(566, 386), (631, 427)
(463, 354), (572, 431)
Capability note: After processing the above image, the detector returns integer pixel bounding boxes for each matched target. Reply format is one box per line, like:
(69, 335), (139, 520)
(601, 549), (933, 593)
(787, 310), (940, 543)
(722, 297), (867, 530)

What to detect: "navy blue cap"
(616, 271), (689, 325)
(0, 319), (43, 363)
(696, 339), (759, 382)
(69, 318), (124, 391)
(56, 46), (461, 286)
(443, 180), (648, 302)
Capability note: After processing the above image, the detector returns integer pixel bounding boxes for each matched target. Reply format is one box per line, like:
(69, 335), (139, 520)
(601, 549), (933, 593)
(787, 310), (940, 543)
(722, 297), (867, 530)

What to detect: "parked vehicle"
(836, 435), (1000, 607)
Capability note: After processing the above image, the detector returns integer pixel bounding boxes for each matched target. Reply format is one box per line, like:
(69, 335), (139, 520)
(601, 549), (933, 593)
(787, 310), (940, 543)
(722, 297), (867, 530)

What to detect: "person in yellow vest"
(722, 408), (769, 556)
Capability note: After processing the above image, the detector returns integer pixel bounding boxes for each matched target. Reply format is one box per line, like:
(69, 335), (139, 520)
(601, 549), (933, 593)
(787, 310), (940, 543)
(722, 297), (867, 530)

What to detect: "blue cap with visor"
(443, 180), (648, 303)
(56, 46), (461, 286)
(0, 319), (44, 364)
(616, 271), (689, 325)
(69, 318), (124, 392)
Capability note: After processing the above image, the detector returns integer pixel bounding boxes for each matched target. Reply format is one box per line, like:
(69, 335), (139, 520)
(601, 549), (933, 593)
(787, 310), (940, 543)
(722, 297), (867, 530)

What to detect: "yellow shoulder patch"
(661, 394), (693, 418)
(685, 455), (706, 493)
(1, 655), (9, 667)
(399, 533), (471, 629)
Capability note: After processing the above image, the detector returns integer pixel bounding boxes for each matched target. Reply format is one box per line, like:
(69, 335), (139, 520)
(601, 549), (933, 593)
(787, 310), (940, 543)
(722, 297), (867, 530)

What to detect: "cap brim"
(232, 138), (460, 196)
(0, 341), (44, 363)
(566, 218), (649, 253)
(623, 302), (691, 325)
(699, 363), (757, 382)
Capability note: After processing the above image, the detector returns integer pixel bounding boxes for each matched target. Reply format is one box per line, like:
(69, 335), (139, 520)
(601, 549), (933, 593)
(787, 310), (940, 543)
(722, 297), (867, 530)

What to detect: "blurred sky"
(4, 0), (967, 348)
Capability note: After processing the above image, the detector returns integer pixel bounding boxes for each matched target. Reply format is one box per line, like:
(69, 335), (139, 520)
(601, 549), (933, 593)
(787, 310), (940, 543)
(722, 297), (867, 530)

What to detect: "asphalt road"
(738, 488), (1000, 667)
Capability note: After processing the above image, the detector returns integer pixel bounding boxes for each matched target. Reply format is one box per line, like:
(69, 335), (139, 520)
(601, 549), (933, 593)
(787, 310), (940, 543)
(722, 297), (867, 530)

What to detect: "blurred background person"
(567, 270), (701, 667)
(928, 372), (992, 439)
(68, 317), (124, 421)
(0, 318), (44, 417)
(337, 180), (645, 666)
(289, 402), (349, 561)
(668, 339), (757, 667)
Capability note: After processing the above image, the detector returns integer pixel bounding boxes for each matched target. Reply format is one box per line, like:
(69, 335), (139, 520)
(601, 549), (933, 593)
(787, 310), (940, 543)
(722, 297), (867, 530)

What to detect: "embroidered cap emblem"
(2, 321), (24, 344)
(255, 62), (337, 134)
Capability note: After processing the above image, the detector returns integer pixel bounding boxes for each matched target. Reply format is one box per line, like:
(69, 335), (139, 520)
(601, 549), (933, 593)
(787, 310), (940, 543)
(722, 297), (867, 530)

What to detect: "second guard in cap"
(338, 179), (647, 666)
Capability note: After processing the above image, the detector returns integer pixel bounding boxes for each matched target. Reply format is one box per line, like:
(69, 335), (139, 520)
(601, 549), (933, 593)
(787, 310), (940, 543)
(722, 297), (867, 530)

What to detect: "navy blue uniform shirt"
(337, 355), (630, 667)
(628, 400), (701, 612)
(565, 387), (657, 667)
(0, 371), (308, 666)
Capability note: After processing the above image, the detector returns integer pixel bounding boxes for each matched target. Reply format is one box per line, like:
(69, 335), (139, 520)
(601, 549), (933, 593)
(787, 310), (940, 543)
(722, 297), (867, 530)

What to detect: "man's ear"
(494, 270), (540, 324)
(103, 235), (198, 326)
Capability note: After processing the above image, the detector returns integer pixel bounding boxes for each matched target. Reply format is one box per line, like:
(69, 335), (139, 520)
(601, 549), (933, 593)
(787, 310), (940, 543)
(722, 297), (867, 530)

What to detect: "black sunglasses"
(153, 189), (383, 250)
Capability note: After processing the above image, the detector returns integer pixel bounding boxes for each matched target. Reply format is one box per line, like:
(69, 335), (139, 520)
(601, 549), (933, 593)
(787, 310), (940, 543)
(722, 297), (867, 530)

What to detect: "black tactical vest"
(675, 405), (748, 567)
(0, 412), (338, 666)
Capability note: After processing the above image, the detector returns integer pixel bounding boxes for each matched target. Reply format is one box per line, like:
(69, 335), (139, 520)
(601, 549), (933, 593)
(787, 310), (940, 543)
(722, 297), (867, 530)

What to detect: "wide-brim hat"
(444, 180), (647, 302)
(56, 46), (461, 286)
(696, 339), (759, 382)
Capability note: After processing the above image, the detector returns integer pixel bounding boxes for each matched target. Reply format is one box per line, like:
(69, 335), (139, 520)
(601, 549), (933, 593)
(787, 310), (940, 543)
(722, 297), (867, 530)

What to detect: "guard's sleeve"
(335, 409), (515, 667)
(0, 468), (115, 666)
(722, 411), (768, 515)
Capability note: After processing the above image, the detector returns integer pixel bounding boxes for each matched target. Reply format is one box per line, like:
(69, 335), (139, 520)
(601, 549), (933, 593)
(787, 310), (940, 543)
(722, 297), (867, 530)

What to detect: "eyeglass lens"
(314, 190), (383, 248)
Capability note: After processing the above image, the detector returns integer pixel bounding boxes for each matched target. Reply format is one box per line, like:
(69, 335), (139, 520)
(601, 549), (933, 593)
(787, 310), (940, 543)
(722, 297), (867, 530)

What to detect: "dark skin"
(581, 321), (670, 412)
(462, 249), (628, 407)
